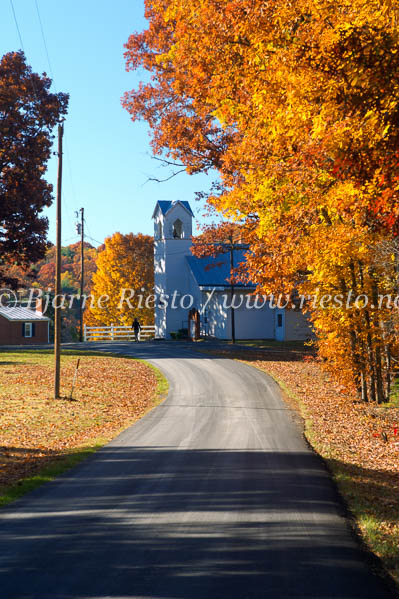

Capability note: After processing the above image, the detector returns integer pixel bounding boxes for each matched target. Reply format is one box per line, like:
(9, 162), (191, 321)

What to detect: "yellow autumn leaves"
(124, 0), (399, 401)
(86, 233), (154, 327)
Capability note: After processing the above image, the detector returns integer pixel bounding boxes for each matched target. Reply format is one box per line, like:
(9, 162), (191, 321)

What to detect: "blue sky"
(1, 0), (214, 246)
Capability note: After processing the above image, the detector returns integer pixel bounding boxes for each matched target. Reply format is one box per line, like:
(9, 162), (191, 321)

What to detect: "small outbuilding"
(0, 305), (50, 345)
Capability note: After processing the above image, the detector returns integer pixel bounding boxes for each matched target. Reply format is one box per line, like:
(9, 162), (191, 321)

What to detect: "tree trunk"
(370, 271), (386, 403)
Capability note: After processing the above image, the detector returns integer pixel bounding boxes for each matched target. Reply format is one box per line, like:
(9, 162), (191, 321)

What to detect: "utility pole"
(79, 208), (84, 342)
(54, 123), (63, 399)
(229, 235), (236, 344)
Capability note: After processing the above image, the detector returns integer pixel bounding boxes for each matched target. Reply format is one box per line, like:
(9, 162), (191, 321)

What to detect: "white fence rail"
(84, 324), (155, 342)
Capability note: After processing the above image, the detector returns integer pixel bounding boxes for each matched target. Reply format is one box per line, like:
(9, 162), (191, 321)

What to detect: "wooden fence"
(84, 324), (155, 342)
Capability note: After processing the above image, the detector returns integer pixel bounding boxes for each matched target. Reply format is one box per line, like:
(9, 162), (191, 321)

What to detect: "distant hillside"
(2, 241), (100, 295)
(2, 242), (101, 340)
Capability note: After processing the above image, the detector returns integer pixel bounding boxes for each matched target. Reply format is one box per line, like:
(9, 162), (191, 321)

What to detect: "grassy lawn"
(228, 339), (312, 350)
(201, 343), (399, 587)
(0, 349), (168, 506)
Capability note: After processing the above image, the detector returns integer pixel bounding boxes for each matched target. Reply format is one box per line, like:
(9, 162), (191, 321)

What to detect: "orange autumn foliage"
(86, 233), (154, 327)
(123, 0), (399, 402)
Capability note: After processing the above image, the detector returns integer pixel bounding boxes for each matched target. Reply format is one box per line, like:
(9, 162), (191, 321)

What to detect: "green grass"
(387, 377), (399, 407)
(146, 362), (170, 405)
(227, 338), (312, 350)
(245, 358), (399, 586)
(331, 466), (399, 579)
(0, 349), (169, 507)
(0, 443), (104, 507)
(203, 343), (399, 586)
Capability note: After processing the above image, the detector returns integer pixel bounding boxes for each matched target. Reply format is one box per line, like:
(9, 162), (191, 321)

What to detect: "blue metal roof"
(186, 250), (255, 288)
(153, 200), (194, 218)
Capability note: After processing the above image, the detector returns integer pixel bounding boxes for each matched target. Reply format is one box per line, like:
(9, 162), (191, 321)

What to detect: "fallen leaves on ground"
(0, 351), (159, 494)
(206, 346), (399, 584)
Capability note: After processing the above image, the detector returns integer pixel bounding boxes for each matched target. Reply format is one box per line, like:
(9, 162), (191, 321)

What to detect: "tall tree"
(124, 1), (399, 402)
(86, 233), (154, 327)
(0, 51), (68, 284)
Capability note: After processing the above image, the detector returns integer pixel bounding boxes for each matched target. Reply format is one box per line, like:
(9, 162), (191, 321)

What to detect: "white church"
(153, 200), (311, 341)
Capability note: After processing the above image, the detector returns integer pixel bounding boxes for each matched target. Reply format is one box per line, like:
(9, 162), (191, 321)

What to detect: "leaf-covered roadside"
(0, 351), (163, 500)
(206, 345), (399, 585)
(256, 352), (399, 584)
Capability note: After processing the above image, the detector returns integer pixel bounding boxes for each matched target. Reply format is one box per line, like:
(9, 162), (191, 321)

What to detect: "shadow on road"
(63, 340), (223, 360)
(0, 447), (393, 599)
(63, 340), (313, 362)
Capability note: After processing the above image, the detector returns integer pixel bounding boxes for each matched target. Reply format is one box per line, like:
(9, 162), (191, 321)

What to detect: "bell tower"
(153, 200), (192, 241)
(152, 201), (194, 338)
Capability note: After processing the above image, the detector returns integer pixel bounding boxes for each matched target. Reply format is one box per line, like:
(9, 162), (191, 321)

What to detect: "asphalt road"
(0, 342), (394, 599)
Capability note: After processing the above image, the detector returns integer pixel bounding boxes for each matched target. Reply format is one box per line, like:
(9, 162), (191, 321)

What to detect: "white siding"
(203, 292), (275, 340)
(153, 201), (194, 338)
(234, 294), (275, 339)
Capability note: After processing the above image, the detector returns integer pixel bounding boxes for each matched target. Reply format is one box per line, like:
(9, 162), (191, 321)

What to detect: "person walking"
(132, 317), (141, 342)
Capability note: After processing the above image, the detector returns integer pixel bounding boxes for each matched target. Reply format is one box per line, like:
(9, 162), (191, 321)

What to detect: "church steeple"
(153, 201), (194, 339)
(153, 201), (193, 240)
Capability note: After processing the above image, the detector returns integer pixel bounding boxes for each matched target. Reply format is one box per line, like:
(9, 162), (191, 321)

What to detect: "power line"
(9, 0), (25, 51)
(34, 0), (55, 83)
(9, 1), (37, 103)
(84, 217), (95, 241)
(34, 0), (75, 232)
(85, 234), (104, 247)
(62, 235), (80, 244)
(63, 141), (78, 218)
(83, 213), (105, 247)
(9, 2), (86, 249)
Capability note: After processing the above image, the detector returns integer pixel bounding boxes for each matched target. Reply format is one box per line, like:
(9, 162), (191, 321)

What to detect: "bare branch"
(152, 155), (186, 168)
(146, 168), (186, 183)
